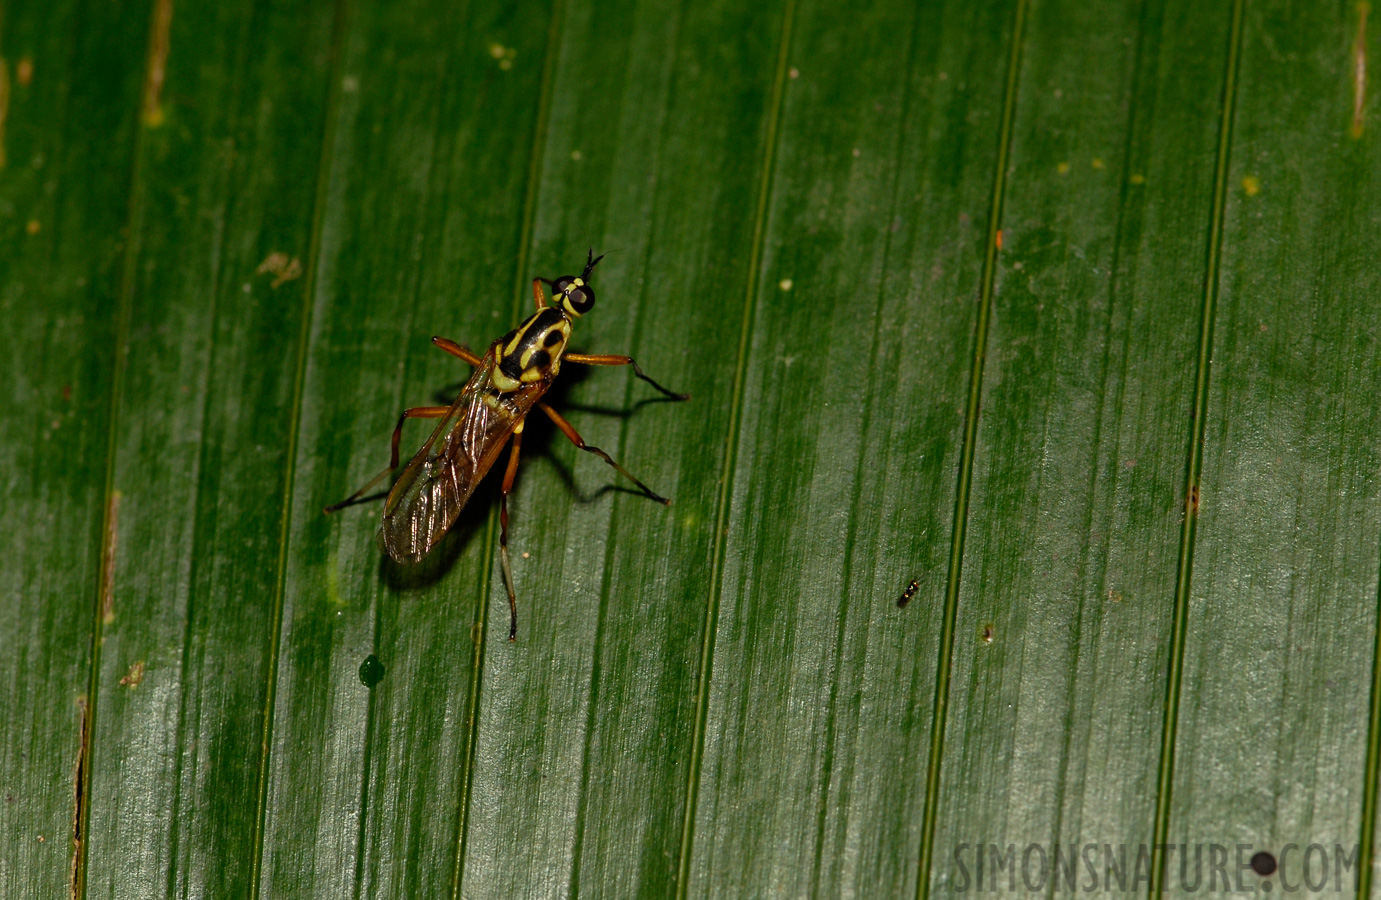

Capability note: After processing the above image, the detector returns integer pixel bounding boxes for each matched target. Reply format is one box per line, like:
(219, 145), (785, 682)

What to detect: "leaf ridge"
(74, 0), (167, 892)
(913, 1), (1028, 897)
(449, 0), (571, 893)
(1147, 1), (1246, 894)
(672, 0), (798, 895)
(248, 0), (352, 895)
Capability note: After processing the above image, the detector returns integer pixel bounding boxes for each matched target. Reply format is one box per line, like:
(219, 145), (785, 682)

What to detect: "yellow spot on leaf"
(25, 219), (39, 235)
(1056, 161), (1070, 175)
(1241, 175), (1260, 196)
(1091, 157), (1105, 169)
(1129, 173), (1145, 185)
(778, 278), (793, 291)
(118, 661), (145, 689)
(256, 252), (303, 288)
(489, 44), (517, 69)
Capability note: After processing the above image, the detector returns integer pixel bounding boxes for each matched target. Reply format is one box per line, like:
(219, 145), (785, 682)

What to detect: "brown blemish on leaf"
(118, 661), (146, 689)
(1354, 3), (1369, 138)
(142, 0), (174, 127)
(256, 252), (302, 288)
(70, 697), (92, 900)
(0, 58), (9, 169)
(980, 623), (994, 644)
(102, 492), (121, 624)
(1187, 484), (1200, 514)
(16, 58), (32, 86)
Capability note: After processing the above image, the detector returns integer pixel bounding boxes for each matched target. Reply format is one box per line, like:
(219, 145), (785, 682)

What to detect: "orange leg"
(532, 278), (549, 311)
(539, 403), (670, 504)
(561, 352), (690, 401)
(323, 406), (448, 513)
(499, 427), (524, 641)
(389, 406), (449, 468)
(432, 335), (483, 366)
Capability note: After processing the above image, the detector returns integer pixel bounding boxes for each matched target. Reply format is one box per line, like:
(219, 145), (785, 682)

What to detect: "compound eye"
(565, 282), (595, 315)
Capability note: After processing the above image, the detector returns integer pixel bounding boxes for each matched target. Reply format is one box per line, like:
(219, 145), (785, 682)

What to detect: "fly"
(325, 250), (688, 640)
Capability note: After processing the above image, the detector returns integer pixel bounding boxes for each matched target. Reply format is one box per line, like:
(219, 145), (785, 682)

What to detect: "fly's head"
(549, 248), (603, 317)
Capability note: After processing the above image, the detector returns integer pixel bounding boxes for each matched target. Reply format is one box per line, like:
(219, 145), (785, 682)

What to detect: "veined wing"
(378, 349), (549, 563)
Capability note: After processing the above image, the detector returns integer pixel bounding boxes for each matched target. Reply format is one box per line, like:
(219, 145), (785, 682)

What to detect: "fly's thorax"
(490, 306), (571, 392)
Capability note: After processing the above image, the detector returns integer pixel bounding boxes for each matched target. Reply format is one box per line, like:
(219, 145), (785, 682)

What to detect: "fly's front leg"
(499, 424), (525, 641)
(532, 278), (549, 311)
(561, 352), (690, 401)
(538, 403), (671, 505)
(432, 336), (483, 366)
(323, 406), (449, 513)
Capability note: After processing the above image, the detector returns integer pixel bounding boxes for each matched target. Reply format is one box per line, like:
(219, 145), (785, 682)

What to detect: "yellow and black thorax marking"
(490, 306), (571, 392)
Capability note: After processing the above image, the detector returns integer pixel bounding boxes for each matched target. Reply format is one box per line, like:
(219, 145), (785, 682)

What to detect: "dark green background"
(2, 0), (1379, 897)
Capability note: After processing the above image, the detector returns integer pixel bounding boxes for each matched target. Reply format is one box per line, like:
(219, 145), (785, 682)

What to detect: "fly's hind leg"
(323, 406), (449, 513)
(499, 425), (525, 641)
(561, 352), (690, 401)
(538, 403), (671, 505)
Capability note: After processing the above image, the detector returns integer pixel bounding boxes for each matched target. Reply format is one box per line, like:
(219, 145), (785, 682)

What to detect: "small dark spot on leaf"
(359, 654), (385, 689)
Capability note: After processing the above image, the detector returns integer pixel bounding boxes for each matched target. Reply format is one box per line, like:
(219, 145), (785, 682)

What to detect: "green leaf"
(4, 0), (1381, 898)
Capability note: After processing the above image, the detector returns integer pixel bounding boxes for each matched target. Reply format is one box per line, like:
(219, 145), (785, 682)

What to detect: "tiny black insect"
(896, 578), (919, 608)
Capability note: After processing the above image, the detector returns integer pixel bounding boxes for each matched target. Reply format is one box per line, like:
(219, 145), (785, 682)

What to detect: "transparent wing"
(378, 352), (547, 563)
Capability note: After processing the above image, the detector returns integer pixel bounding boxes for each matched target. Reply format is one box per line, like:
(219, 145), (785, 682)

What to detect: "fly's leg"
(538, 403), (671, 505)
(432, 336), (483, 367)
(561, 352), (690, 401)
(322, 406), (449, 513)
(499, 425), (525, 641)
(388, 406), (450, 469)
(532, 278), (549, 311)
